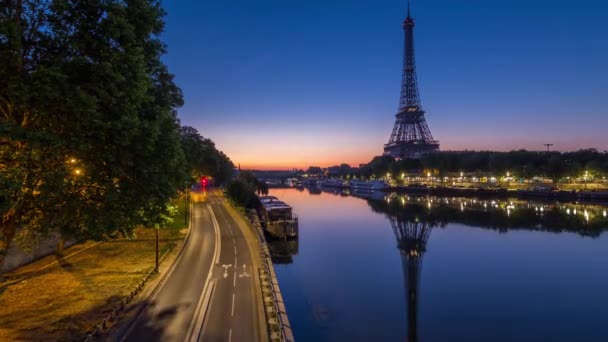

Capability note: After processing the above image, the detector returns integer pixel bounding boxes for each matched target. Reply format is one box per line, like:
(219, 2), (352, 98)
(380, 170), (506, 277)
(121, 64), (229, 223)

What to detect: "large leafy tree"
(0, 0), (188, 269)
(179, 125), (234, 186)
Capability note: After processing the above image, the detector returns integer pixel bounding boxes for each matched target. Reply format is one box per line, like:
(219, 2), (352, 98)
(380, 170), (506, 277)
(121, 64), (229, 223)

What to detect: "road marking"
(187, 281), (215, 342)
(233, 270), (237, 287)
(239, 264), (250, 278)
(228, 329), (232, 342)
(210, 206), (222, 264)
(231, 293), (236, 317)
(222, 264), (232, 279)
(234, 245), (237, 255)
(185, 205), (222, 342)
(121, 200), (195, 341)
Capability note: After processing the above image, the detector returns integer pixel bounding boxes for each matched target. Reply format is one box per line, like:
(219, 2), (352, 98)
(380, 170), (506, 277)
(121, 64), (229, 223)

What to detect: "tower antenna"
(407, 0), (411, 17)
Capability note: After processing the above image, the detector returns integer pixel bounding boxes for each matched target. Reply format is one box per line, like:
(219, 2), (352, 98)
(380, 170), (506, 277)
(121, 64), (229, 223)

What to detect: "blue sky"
(161, 0), (607, 169)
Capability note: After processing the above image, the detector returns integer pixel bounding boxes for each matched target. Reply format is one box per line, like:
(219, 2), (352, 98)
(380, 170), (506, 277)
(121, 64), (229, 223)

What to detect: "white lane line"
(234, 245), (237, 255)
(233, 271), (236, 287)
(185, 205), (221, 342)
(228, 329), (232, 342)
(121, 201), (195, 341)
(231, 293), (236, 317)
(209, 206), (222, 264)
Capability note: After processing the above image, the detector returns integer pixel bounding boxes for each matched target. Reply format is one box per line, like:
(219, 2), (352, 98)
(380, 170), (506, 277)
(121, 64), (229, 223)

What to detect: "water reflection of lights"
(383, 196), (608, 223)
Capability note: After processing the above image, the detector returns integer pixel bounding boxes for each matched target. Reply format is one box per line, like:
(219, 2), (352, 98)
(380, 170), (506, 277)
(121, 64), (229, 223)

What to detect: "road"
(121, 190), (262, 342)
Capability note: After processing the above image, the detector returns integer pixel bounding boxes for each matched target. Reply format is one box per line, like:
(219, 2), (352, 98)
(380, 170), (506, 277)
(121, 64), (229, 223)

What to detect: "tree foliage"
(0, 0), (231, 270)
(351, 150), (608, 181)
(179, 125), (234, 186)
(224, 172), (267, 209)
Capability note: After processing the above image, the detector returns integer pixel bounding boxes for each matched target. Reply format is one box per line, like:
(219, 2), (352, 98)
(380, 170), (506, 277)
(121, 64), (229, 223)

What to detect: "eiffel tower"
(384, 0), (439, 159)
(390, 215), (432, 342)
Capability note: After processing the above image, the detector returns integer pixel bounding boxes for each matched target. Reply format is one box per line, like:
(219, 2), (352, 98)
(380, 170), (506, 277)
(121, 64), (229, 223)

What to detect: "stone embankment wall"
(1, 231), (74, 273)
(246, 210), (295, 342)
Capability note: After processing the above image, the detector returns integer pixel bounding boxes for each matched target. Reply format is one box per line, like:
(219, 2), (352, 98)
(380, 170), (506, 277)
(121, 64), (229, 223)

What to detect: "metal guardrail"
(246, 210), (295, 342)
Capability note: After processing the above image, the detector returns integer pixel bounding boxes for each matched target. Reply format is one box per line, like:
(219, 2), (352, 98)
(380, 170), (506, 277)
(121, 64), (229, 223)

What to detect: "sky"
(161, 0), (608, 170)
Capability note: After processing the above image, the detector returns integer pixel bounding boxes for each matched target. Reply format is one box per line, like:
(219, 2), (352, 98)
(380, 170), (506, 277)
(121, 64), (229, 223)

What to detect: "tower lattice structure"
(390, 216), (432, 342)
(384, 0), (439, 159)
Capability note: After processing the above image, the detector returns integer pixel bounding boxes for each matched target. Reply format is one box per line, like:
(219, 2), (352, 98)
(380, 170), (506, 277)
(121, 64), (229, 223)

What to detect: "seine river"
(267, 188), (608, 342)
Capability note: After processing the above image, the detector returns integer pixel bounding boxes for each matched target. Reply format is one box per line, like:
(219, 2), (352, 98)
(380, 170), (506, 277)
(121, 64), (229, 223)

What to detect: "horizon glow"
(162, 0), (608, 170)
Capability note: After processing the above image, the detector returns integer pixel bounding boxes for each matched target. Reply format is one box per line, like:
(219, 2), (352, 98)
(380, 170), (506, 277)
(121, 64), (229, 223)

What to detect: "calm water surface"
(268, 188), (608, 342)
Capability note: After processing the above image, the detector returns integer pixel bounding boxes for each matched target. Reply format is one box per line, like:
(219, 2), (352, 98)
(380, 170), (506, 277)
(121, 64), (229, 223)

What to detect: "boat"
(349, 179), (390, 191)
(258, 196), (299, 239)
(320, 179), (347, 188)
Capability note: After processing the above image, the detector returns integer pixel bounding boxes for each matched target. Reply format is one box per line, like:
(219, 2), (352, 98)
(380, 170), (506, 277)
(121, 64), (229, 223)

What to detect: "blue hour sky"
(161, 0), (608, 169)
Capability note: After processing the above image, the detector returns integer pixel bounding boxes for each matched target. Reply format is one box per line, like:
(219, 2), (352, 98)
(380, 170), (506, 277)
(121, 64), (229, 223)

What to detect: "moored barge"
(259, 196), (299, 239)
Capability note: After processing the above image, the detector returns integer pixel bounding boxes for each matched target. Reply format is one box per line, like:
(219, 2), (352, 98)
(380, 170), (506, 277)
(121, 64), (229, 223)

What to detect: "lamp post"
(155, 226), (159, 272)
(184, 189), (189, 225)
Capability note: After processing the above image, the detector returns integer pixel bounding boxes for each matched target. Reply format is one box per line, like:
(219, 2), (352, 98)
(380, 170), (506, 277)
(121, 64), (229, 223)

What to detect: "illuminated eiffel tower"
(390, 215), (432, 342)
(384, 0), (439, 159)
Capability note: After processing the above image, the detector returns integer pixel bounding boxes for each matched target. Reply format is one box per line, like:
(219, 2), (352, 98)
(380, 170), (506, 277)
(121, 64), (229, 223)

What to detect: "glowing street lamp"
(74, 169), (82, 176)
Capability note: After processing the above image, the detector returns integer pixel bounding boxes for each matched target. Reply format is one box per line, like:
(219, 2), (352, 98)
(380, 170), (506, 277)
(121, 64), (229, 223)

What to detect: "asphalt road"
(121, 190), (261, 342)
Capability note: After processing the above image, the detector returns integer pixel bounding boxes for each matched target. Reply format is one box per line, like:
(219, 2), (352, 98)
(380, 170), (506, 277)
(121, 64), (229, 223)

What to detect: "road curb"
(242, 208), (295, 342)
(86, 197), (194, 341)
(83, 247), (173, 341)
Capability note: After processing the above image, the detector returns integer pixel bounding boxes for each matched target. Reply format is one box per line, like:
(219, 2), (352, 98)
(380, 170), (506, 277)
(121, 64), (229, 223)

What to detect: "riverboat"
(259, 196), (299, 239)
(321, 179), (347, 188)
(349, 179), (390, 191)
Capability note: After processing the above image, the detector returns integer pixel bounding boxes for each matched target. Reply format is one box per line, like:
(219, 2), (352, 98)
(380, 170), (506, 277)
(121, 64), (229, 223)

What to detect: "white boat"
(349, 180), (390, 191)
(321, 179), (346, 188)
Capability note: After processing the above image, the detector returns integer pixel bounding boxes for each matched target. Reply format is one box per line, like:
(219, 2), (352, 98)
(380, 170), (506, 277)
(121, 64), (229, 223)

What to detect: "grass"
(0, 197), (189, 341)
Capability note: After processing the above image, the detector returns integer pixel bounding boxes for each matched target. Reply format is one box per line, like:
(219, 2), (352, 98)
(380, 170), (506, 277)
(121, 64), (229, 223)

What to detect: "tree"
(179, 125), (234, 186)
(1, 0), (189, 270)
(224, 179), (260, 209)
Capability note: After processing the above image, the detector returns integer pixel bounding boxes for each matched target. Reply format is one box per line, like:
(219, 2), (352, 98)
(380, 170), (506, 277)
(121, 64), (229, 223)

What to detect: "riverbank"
(243, 209), (295, 342)
(271, 184), (608, 204)
(393, 185), (608, 203)
(0, 200), (188, 341)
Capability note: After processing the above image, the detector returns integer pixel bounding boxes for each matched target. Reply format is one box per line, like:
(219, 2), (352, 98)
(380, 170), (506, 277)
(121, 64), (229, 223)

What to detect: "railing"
(246, 210), (295, 342)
